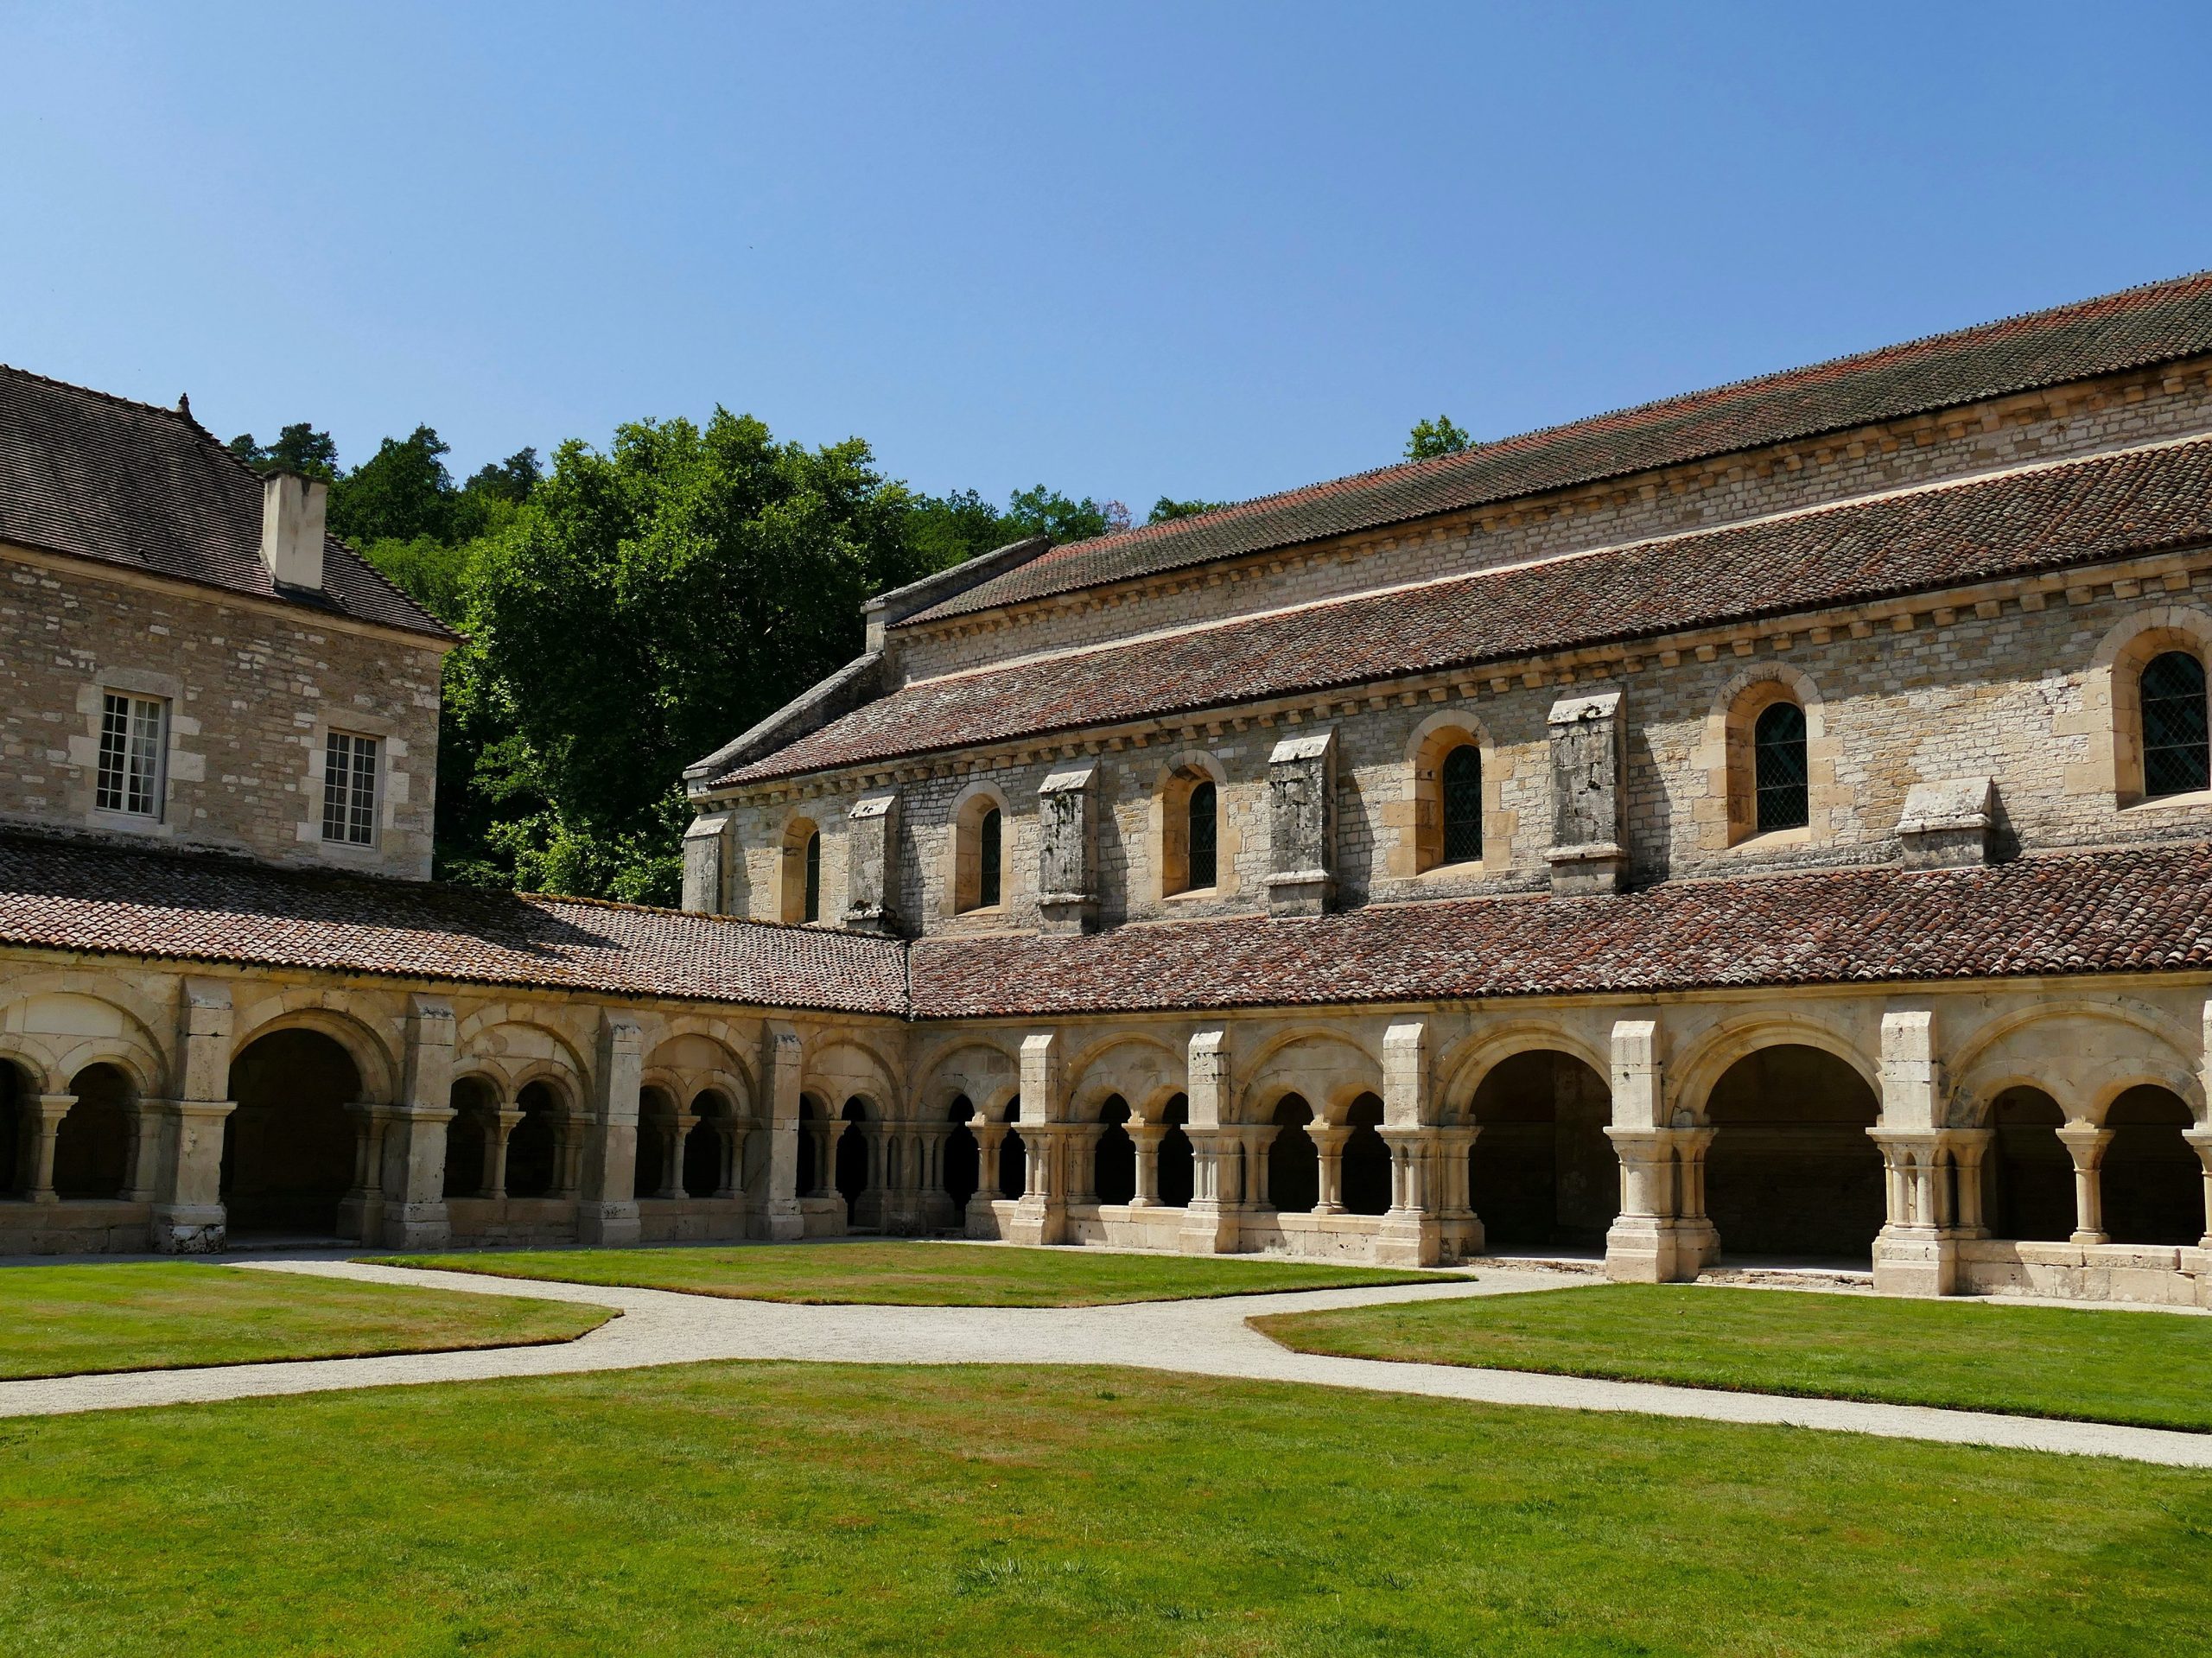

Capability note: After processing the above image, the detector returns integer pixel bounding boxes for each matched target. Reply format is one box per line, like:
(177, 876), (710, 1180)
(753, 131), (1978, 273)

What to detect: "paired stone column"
(150, 976), (237, 1253)
(2056, 1123), (2114, 1245)
(1128, 1121), (1166, 1207)
(967, 1118), (1010, 1237)
(1007, 1034), (1069, 1245)
(1376, 1021), (1444, 1266)
(1179, 1030), (1242, 1253)
(1602, 1017), (1717, 1282)
(24, 1094), (73, 1203)
(486, 1106), (524, 1201)
(2185, 1128), (2212, 1248)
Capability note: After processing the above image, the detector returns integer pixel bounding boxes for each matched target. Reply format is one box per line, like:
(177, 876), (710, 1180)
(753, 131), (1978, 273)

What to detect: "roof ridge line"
(0, 361), (202, 428)
(898, 430), (2212, 694)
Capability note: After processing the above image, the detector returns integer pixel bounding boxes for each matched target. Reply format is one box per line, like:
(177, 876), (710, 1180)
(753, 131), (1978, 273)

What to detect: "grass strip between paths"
(360, 1240), (1459, 1305)
(0, 1261), (611, 1380)
(1255, 1280), (2212, 1431)
(4, 1360), (2212, 1656)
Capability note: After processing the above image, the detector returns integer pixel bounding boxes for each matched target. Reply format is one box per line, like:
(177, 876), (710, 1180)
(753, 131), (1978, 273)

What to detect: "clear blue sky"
(4, 2), (2209, 511)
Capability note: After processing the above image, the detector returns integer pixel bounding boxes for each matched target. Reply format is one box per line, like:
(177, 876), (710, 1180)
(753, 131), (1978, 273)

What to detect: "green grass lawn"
(0, 1262), (610, 1380)
(1255, 1281), (2212, 1431)
(3, 1361), (2211, 1655)
(362, 1240), (1458, 1305)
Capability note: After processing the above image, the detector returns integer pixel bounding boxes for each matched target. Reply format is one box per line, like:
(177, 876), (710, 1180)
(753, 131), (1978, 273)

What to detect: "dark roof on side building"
(723, 431), (2212, 785)
(912, 841), (2212, 1017)
(0, 365), (452, 641)
(910, 270), (2212, 625)
(0, 831), (907, 1016)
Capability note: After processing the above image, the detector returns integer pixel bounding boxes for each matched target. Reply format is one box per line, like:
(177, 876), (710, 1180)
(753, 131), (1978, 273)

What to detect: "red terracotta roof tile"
(910, 270), (2212, 625)
(0, 832), (906, 1015)
(910, 841), (2212, 1018)
(727, 434), (2212, 785)
(0, 365), (452, 641)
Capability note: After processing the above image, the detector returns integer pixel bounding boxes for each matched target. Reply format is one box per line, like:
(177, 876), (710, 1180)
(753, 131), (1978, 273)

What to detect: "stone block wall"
(0, 547), (445, 879)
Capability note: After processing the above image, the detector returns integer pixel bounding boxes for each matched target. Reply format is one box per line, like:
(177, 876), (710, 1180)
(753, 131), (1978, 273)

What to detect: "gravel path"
(3, 1258), (2207, 1467)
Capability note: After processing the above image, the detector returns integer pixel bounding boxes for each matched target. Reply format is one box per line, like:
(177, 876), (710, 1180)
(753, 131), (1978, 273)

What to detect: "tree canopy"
(1147, 496), (1228, 524)
(1405, 415), (1477, 461)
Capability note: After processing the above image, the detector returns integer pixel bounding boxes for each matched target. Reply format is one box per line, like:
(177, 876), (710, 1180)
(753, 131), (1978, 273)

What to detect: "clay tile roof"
(910, 270), (2212, 625)
(725, 432), (2212, 785)
(0, 365), (452, 641)
(0, 831), (907, 1016)
(910, 841), (2212, 1018)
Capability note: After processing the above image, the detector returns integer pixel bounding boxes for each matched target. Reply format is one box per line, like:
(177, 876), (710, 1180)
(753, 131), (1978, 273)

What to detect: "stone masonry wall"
(889, 362), (2212, 685)
(718, 552), (2212, 930)
(0, 548), (444, 880)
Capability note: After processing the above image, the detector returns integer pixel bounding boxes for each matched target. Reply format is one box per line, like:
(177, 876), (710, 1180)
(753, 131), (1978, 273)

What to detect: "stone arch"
(1400, 708), (1504, 877)
(454, 1013), (591, 1097)
(444, 1071), (499, 1198)
(1699, 661), (1834, 849)
(1265, 1093), (1320, 1212)
(1440, 1020), (1611, 1124)
(1092, 1093), (1136, 1205)
(1950, 1003), (2201, 1127)
(231, 994), (400, 1107)
(2101, 1083), (2202, 1245)
(53, 1059), (136, 1201)
(2088, 606), (2212, 805)
(1464, 1047), (1616, 1250)
(806, 1037), (902, 1122)
(504, 1075), (572, 1200)
(1152, 748), (1230, 899)
(946, 779), (1014, 918)
(1700, 1039), (1884, 1261)
(1981, 1084), (2073, 1242)
(0, 1052), (32, 1194)
(913, 1039), (1020, 1123)
(222, 1024), (366, 1236)
(1340, 1090), (1390, 1216)
(1670, 1013), (1878, 1122)
(1067, 1032), (1184, 1123)
(1237, 1029), (1382, 1128)
(684, 1085), (739, 1198)
(0, 974), (172, 1096)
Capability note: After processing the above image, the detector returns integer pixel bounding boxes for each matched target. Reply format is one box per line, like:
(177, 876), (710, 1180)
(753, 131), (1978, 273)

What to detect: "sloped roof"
(0, 365), (451, 640)
(721, 432), (2212, 785)
(0, 831), (907, 1015)
(911, 841), (2212, 1017)
(909, 270), (2212, 625)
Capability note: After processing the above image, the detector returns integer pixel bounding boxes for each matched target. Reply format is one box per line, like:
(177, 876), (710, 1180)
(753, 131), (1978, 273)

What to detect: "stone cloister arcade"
(3, 962), (2212, 1305)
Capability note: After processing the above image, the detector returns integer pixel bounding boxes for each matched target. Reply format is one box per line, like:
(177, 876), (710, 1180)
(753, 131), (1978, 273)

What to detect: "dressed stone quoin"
(10, 274), (2212, 1305)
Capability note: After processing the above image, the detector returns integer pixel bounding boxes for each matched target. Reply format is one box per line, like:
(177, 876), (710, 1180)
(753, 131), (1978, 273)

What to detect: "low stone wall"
(636, 1196), (750, 1244)
(1956, 1239), (2210, 1307)
(0, 1198), (149, 1255)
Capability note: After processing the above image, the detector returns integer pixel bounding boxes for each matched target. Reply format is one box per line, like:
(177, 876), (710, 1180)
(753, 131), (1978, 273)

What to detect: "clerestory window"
(1752, 702), (1809, 834)
(977, 808), (1002, 908)
(2141, 651), (2210, 798)
(803, 829), (822, 922)
(1187, 781), (1217, 890)
(1441, 743), (1483, 864)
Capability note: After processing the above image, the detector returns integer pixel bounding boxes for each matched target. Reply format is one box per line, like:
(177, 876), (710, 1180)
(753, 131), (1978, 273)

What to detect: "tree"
(466, 448), (543, 505)
(1148, 496), (1227, 524)
(328, 425), (461, 544)
(459, 410), (934, 902)
(1405, 415), (1477, 461)
(227, 422), (340, 480)
(1003, 484), (1112, 543)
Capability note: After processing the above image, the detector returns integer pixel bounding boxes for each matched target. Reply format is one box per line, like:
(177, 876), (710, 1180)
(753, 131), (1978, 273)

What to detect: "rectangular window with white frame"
(95, 692), (166, 817)
(321, 731), (380, 846)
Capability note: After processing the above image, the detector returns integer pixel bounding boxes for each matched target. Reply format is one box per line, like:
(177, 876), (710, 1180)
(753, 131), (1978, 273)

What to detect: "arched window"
(2141, 651), (2210, 797)
(1441, 743), (1483, 865)
(1752, 702), (1809, 834)
(978, 809), (1002, 907)
(1187, 782), (1217, 890)
(802, 829), (822, 923)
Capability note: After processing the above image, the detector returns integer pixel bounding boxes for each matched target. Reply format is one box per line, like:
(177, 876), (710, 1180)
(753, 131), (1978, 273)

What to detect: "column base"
(755, 1198), (804, 1242)
(2070, 1228), (2109, 1246)
(150, 1204), (227, 1254)
(1373, 1210), (1442, 1267)
(377, 1199), (453, 1251)
(1005, 1197), (1067, 1247)
(1179, 1203), (1241, 1255)
(1604, 1215), (1717, 1283)
(1872, 1229), (1959, 1296)
(577, 1200), (641, 1246)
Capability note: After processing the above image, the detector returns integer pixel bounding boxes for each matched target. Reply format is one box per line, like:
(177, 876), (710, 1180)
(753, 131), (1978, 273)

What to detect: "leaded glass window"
(978, 808), (1002, 907)
(1441, 743), (1483, 864)
(803, 830), (822, 922)
(95, 692), (164, 817)
(2142, 651), (2210, 797)
(1187, 781), (1217, 890)
(321, 731), (379, 845)
(1752, 702), (1808, 834)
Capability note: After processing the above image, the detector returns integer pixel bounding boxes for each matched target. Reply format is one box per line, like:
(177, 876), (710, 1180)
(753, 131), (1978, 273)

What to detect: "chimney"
(259, 471), (327, 591)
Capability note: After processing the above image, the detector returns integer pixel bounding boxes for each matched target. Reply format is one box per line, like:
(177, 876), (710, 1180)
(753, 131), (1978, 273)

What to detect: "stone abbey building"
(10, 275), (2212, 1304)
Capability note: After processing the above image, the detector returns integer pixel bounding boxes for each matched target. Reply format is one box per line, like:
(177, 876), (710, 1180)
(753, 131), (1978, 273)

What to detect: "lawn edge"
(0, 1306), (618, 1384)
(353, 1253), (1469, 1307)
(1247, 1311), (2212, 1436)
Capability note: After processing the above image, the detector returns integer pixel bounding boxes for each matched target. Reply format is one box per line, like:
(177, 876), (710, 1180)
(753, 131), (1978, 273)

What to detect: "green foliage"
(465, 447), (542, 505)
(226, 422), (340, 480)
(327, 424), (465, 544)
(906, 486), (1020, 570)
(1405, 412), (1477, 460)
(1147, 496), (1227, 524)
(358, 535), (480, 626)
(1004, 483), (1116, 543)
(454, 410), (933, 904)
